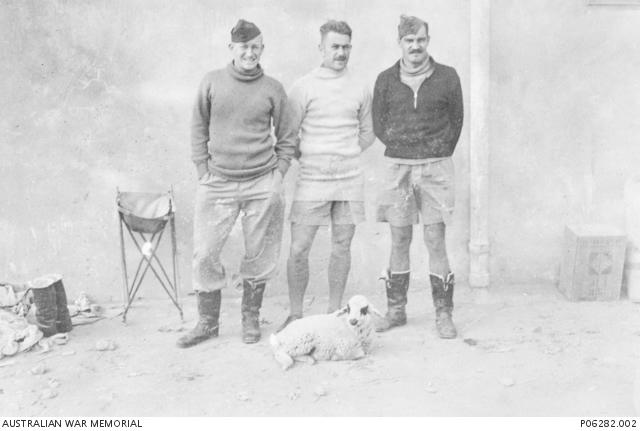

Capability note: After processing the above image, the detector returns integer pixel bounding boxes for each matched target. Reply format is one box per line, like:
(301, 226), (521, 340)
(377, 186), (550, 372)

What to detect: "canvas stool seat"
(117, 189), (183, 322)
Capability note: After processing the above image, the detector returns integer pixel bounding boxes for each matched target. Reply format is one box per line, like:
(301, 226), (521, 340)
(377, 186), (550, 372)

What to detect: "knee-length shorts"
(376, 158), (455, 227)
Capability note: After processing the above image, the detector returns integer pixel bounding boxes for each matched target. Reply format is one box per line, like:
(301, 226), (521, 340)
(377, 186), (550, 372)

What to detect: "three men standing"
(178, 20), (296, 348)
(372, 15), (464, 338)
(280, 20), (375, 329)
(181, 14), (464, 345)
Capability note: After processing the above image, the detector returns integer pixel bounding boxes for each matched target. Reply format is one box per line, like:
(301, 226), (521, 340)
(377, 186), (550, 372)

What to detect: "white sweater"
(288, 67), (374, 201)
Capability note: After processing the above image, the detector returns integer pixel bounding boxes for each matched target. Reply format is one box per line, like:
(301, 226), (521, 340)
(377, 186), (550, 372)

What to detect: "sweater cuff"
(276, 158), (290, 177)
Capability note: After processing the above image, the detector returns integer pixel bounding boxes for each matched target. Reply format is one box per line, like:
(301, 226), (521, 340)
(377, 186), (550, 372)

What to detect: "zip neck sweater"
(190, 62), (297, 181)
(288, 66), (374, 201)
(372, 58), (464, 159)
(399, 55), (435, 94)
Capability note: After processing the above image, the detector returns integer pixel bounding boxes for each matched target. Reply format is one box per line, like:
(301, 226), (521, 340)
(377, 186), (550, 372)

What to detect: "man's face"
(399, 25), (430, 66)
(229, 34), (264, 72)
(319, 31), (351, 72)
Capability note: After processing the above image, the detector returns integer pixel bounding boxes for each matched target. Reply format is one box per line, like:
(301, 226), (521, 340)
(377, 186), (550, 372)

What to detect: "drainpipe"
(469, 0), (491, 289)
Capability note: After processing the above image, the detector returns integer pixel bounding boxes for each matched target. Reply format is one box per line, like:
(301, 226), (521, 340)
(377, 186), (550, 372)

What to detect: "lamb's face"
(343, 295), (375, 327)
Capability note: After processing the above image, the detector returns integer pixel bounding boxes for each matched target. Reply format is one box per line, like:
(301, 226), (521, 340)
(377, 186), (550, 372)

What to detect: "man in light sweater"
(278, 20), (375, 330)
(178, 19), (296, 348)
(372, 15), (464, 339)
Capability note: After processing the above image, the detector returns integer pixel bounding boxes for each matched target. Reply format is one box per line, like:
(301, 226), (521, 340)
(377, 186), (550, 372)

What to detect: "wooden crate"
(559, 224), (626, 301)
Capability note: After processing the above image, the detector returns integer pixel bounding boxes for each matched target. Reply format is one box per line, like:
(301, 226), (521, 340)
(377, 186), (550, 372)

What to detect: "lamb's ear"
(335, 306), (349, 316)
(369, 305), (385, 318)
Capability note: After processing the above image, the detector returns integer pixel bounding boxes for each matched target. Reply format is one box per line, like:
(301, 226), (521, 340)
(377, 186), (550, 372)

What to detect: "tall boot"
(31, 284), (58, 337)
(375, 270), (410, 332)
(176, 290), (221, 348)
(430, 272), (457, 339)
(241, 279), (265, 344)
(52, 278), (73, 333)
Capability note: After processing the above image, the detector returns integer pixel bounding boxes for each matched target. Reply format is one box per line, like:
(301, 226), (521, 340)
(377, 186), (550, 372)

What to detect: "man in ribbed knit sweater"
(277, 20), (375, 330)
(372, 15), (464, 339)
(177, 19), (296, 348)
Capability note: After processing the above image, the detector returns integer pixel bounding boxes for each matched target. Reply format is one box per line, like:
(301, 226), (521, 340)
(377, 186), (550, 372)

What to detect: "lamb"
(269, 295), (382, 370)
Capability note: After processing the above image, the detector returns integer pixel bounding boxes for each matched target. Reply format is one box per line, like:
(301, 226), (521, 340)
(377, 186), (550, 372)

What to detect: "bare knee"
(331, 225), (355, 255)
(289, 226), (317, 261)
(289, 239), (313, 262)
(423, 223), (446, 254)
(391, 226), (412, 250)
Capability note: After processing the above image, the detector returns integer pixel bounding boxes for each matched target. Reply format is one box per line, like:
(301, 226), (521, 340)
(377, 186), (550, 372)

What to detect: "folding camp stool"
(117, 188), (183, 322)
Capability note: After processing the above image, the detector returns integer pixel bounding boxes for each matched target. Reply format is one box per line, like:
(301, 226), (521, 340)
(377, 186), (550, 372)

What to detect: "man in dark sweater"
(372, 15), (463, 339)
(177, 19), (296, 348)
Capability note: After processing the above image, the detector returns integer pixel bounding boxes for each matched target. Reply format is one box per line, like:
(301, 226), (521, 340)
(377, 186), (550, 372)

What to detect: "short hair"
(319, 20), (352, 40)
(398, 14), (429, 39)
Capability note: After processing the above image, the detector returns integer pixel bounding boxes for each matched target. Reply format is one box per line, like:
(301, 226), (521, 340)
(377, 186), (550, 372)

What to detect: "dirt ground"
(1, 282), (639, 417)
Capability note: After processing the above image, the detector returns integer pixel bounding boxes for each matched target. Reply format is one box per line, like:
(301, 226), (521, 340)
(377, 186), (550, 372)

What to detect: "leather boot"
(31, 284), (58, 337)
(176, 290), (221, 348)
(52, 278), (73, 333)
(241, 279), (265, 344)
(430, 273), (457, 339)
(375, 270), (410, 332)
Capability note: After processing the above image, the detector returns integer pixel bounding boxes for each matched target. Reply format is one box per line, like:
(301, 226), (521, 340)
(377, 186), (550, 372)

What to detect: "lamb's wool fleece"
(272, 313), (366, 361)
(270, 295), (379, 369)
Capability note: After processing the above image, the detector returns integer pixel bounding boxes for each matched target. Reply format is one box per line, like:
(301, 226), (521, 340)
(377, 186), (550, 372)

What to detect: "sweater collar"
(395, 56), (436, 77)
(227, 62), (264, 82)
(312, 65), (348, 79)
(400, 55), (434, 77)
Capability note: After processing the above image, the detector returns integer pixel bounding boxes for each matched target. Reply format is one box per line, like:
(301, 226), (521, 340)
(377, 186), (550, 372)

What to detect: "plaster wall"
(489, 0), (640, 284)
(0, 0), (470, 300)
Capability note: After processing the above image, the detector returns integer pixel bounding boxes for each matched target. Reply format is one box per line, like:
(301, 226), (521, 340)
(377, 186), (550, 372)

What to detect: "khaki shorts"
(376, 159), (455, 226)
(290, 201), (365, 226)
